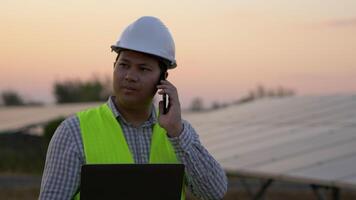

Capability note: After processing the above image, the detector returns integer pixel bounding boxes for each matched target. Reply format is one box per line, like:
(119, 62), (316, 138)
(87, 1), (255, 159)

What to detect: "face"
(113, 50), (161, 109)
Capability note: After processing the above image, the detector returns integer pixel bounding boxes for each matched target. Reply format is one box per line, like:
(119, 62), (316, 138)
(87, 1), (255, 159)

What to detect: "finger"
(158, 89), (174, 98)
(157, 85), (177, 94)
(157, 88), (176, 104)
(159, 88), (178, 103)
(159, 79), (171, 85)
(158, 100), (164, 115)
(158, 87), (178, 99)
(157, 84), (172, 89)
(157, 89), (165, 95)
(158, 80), (176, 88)
(157, 83), (177, 92)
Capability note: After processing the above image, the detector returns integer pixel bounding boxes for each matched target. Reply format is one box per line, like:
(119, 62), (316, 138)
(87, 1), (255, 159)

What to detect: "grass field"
(0, 187), (39, 200)
(0, 132), (46, 174)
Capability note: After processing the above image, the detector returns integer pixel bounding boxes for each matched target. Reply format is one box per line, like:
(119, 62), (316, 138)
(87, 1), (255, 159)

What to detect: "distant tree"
(1, 90), (24, 106)
(190, 97), (204, 112)
(211, 101), (221, 110)
(234, 85), (296, 106)
(54, 77), (111, 103)
(276, 86), (296, 97)
(256, 85), (266, 98)
(267, 89), (276, 97)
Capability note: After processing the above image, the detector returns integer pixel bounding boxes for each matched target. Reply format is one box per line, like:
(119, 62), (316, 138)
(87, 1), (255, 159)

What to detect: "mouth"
(122, 85), (138, 92)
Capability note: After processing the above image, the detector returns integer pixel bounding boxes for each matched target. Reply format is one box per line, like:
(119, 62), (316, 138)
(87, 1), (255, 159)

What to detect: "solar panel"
(186, 95), (356, 189)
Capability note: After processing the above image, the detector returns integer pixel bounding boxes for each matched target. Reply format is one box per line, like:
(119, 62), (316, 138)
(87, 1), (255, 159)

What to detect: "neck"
(113, 97), (152, 127)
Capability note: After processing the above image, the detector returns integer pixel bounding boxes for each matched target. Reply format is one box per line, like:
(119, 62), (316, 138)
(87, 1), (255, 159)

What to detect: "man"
(39, 16), (227, 200)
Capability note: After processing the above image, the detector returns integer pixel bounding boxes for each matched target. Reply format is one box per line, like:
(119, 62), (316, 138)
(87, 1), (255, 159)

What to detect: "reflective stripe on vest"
(73, 104), (185, 200)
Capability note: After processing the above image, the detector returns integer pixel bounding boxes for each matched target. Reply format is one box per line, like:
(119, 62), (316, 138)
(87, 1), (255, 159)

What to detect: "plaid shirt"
(39, 97), (227, 200)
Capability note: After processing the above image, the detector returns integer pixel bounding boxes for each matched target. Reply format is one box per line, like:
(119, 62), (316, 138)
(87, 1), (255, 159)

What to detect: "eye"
(140, 66), (151, 72)
(118, 63), (128, 69)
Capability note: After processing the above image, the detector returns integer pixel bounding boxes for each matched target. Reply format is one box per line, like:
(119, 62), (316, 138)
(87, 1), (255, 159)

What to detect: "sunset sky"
(1, 0), (356, 108)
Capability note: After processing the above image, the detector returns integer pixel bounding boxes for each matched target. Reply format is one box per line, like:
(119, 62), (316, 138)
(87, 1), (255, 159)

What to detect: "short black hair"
(114, 50), (168, 73)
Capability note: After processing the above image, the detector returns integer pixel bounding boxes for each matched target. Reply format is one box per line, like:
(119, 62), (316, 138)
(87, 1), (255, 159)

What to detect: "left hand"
(157, 80), (183, 137)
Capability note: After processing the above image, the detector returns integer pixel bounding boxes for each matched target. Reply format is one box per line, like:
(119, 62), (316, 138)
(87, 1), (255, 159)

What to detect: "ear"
(165, 72), (169, 79)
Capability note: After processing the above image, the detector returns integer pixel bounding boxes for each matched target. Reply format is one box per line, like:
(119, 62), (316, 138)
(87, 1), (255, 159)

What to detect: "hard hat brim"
(111, 45), (177, 69)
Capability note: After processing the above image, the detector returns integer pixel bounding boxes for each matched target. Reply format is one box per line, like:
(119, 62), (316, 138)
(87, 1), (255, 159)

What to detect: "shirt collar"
(107, 96), (157, 127)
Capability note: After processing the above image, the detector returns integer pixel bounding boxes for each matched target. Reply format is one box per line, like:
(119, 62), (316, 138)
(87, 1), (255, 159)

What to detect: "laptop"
(80, 164), (185, 200)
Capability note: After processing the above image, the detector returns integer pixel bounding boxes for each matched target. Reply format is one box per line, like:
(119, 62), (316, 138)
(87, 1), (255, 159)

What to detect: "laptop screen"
(80, 164), (185, 200)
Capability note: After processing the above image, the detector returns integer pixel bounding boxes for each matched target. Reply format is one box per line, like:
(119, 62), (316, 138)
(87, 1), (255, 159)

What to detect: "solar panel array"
(183, 95), (356, 189)
(1, 95), (355, 189)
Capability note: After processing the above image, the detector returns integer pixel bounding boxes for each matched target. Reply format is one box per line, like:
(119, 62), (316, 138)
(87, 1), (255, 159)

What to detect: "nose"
(125, 68), (139, 82)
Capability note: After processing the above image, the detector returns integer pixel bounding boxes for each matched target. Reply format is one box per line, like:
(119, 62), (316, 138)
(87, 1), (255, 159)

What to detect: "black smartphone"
(159, 71), (168, 114)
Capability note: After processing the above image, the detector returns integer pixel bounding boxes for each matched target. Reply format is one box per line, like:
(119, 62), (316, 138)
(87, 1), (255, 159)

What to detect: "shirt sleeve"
(169, 120), (228, 200)
(39, 118), (83, 200)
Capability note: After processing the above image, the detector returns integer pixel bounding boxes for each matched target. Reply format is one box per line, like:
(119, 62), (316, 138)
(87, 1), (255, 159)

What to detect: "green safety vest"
(73, 103), (185, 200)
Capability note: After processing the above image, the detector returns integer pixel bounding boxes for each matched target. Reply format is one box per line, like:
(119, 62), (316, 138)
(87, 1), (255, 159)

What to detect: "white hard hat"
(111, 16), (177, 69)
